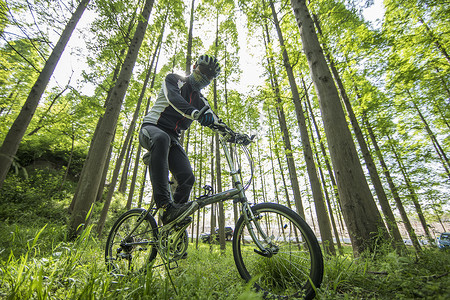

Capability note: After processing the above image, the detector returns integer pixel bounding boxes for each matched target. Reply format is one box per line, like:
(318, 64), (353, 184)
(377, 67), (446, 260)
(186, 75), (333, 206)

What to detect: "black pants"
(139, 124), (195, 208)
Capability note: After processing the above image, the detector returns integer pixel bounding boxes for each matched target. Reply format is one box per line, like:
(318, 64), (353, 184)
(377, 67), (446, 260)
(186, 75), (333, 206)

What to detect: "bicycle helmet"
(195, 54), (221, 79)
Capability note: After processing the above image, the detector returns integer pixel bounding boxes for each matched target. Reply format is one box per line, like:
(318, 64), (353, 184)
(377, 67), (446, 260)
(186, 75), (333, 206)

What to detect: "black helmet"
(196, 54), (221, 78)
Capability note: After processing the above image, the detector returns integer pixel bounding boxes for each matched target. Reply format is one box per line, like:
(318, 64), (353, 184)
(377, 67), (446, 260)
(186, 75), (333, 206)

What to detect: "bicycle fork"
(241, 202), (279, 258)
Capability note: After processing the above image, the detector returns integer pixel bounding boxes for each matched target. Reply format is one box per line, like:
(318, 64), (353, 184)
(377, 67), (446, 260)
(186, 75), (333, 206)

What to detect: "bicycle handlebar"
(193, 105), (210, 120)
(195, 106), (254, 146)
(209, 122), (254, 146)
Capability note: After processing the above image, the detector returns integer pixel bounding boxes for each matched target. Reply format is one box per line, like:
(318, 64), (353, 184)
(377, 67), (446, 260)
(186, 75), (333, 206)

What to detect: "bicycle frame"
(120, 127), (272, 256)
(181, 132), (273, 255)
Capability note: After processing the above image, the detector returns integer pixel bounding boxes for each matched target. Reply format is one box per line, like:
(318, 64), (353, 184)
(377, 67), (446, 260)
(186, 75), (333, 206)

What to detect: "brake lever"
(210, 120), (229, 132)
(231, 133), (254, 145)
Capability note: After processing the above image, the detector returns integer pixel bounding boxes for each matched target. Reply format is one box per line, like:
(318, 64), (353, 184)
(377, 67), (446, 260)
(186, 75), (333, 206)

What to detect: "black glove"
(198, 112), (214, 127)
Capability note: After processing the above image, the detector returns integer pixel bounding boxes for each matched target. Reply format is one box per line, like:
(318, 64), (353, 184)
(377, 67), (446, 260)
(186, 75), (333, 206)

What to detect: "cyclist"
(139, 54), (221, 225)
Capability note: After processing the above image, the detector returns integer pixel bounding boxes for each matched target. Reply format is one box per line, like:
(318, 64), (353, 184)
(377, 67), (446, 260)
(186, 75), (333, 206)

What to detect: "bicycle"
(105, 115), (324, 299)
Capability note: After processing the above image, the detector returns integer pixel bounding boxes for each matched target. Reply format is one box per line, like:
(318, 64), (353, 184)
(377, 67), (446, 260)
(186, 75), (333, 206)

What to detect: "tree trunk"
(270, 0), (334, 255)
(304, 86), (343, 253)
(195, 129), (205, 249)
(311, 13), (404, 250)
(256, 140), (268, 204)
(131, 37), (163, 207)
(69, 5), (136, 213)
(268, 138), (282, 206)
(185, 0), (195, 76)
(0, 0), (90, 188)
(98, 25), (162, 235)
(69, 0), (155, 237)
(268, 111), (294, 211)
(304, 81), (342, 214)
(118, 136), (133, 194)
(209, 136), (216, 249)
(411, 100), (450, 179)
(418, 16), (450, 65)
(263, 23), (305, 218)
(58, 132), (75, 194)
(128, 143), (142, 205)
(388, 136), (433, 244)
(97, 130), (132, 235)
(328, 58), (404, 249)
(290, 0), (388, 255)
(363, 114), (422, 253)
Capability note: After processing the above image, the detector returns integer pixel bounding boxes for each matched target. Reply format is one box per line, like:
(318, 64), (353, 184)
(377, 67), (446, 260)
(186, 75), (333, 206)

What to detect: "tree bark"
(98, 24), (162, 235)
(209, 136), (216, 249)
(328, 58), (404, 249)
(263, 23), (305, 218)
(304, 84), (343, 253)
(388, 136), (433, 244)
(118, 137), (133, 194)
(363, 115), (422, 253)
(185, 0), (195, 76)
(411, 100), (450, 179)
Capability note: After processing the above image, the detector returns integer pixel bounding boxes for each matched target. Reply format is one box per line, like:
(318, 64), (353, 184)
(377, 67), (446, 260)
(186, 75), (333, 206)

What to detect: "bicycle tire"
(232, 202), (324, 299)
(105, 208), (158, 276)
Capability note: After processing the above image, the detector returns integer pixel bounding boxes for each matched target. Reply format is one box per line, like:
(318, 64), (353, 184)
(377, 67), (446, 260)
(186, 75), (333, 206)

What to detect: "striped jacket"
(142, 73), (215, 137)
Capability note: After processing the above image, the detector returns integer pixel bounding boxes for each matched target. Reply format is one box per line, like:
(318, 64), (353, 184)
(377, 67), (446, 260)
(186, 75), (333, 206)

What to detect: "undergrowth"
(0, 171), (449, 299)
(0, 224), (259, 299)
(1, 219), (449, 299)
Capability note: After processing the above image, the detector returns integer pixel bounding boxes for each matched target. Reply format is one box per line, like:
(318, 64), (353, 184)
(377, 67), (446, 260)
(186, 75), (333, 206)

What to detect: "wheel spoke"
(105, 209), (158, 276)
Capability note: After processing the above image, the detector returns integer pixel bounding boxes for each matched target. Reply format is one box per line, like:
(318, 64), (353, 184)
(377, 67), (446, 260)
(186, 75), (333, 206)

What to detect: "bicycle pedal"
(168, 260), (179, 270)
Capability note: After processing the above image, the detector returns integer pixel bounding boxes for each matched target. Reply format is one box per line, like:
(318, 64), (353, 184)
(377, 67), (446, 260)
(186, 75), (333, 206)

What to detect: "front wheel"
(105, 208), (158, 276)
(232, 203), (324, 299)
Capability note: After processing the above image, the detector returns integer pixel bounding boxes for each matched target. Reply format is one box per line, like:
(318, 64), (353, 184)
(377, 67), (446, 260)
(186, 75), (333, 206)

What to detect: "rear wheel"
(232, 203), (323, 299)
(105, 208), (158, 276)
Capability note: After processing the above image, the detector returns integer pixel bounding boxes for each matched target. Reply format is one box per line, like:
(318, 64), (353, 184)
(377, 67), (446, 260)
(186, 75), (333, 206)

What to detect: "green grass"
(0, 224), (260, 299)
(0, 172), (449, 299)
(1, 221), (449, 299)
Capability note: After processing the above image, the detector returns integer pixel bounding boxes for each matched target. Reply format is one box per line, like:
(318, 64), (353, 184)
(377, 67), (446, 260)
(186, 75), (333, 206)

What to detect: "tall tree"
(315, 22), (405, 250)
(185, 0), (195, 76)
(290, 0), (388, 255)
(262, 22), (305, 219)
(388, 135), (434, 243)
(269, 0), (335, 255)
(69, 0), (155, 237)
(362, 112), (422, 253)
(0, 0), (90, 188)
(127, 31), (163, 208)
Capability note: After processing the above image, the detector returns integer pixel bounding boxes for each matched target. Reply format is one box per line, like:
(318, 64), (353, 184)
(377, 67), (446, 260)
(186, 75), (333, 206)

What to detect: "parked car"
(200, 227), (234, 243)
(437, 232), (450, 250)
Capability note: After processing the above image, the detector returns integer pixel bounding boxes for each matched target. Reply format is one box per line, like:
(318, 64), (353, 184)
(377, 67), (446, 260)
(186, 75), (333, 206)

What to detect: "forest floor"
(0, 173), (449, 299)
(0, 217), (449, 299)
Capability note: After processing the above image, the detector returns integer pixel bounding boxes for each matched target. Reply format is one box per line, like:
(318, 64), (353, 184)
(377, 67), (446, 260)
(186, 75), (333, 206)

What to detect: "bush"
(0, 170), (75, 225)
(15, 137), (87, 179)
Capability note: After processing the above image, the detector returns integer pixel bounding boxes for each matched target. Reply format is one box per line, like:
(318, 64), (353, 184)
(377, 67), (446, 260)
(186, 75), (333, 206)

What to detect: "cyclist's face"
(190, 67), (211, 90)
(196, 65), (215, 81)
(193, 68), (212, 82)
